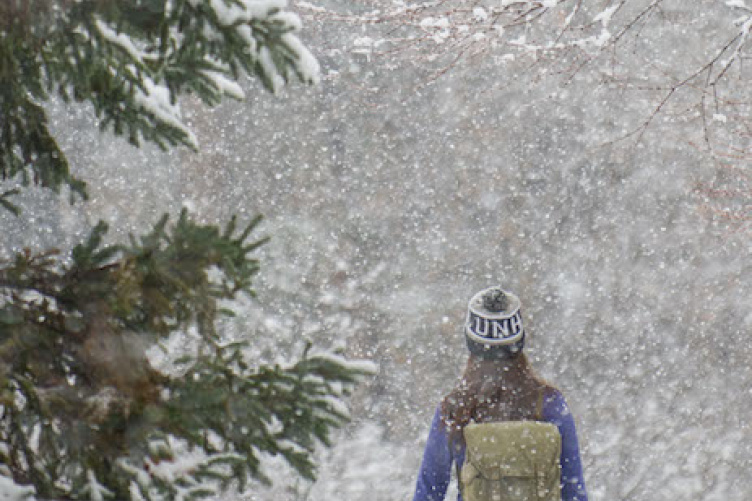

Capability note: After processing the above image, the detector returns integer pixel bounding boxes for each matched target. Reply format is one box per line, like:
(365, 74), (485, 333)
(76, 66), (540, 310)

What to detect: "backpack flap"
(462, 422), (562, 501)
(465, 459), (537, 481)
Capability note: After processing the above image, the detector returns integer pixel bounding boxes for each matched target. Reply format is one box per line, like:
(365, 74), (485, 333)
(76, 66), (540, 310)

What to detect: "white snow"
(15, 1), (751, 501)
(201, 70), (246, 100)
(133, 78), (198, 149)
(95, 20), (146, 63)
(281, 33), (321, 84)
(353, 36), (375, 47)
(80, 470), (114, 501)
(258, 46), (286, 93)
(726, 0), (749, 8)
(307, 351), (378, 375)
(269, 10), (303, 32)
(186, 0), (292, 26)
(314, 394), (352, 419)
(0, 476), (34, 501)
(420, 17), (450, 29)
(593, 5), (620, 27)
(473, 7), (488, 21)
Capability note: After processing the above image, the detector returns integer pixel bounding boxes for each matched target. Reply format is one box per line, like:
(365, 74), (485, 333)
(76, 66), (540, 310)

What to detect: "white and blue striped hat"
(464, 286), (525, 358)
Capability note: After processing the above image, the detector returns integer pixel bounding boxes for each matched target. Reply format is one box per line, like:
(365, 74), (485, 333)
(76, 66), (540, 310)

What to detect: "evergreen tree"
(0, 1), (372, 499)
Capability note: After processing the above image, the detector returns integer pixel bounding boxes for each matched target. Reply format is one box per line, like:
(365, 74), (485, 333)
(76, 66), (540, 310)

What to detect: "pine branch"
(162, 342), (375, 484)
(0, 3), (371, 499)
(0, 210), (374, 499)
(0, 0), (319, 209)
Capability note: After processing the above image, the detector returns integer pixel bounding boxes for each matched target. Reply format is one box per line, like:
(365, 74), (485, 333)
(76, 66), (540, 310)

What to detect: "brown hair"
(440, 353), (556, 445)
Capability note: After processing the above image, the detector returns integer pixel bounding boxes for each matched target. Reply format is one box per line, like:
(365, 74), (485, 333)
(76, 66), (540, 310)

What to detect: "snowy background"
(2, 1), (751, 500)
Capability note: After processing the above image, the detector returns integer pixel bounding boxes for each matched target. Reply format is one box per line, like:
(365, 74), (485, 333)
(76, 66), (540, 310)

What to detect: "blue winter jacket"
(412, 390), (588, 501)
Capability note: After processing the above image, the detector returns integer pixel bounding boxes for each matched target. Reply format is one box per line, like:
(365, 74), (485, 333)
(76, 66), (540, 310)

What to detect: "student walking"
(412, 286), (588, 501)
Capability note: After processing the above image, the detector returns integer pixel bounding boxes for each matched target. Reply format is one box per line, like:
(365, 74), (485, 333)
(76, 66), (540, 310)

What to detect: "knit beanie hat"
(464, 286), (525, 358)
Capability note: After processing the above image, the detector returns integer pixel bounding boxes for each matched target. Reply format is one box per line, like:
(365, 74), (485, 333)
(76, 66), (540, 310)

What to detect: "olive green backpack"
(458, 413), (562, 501)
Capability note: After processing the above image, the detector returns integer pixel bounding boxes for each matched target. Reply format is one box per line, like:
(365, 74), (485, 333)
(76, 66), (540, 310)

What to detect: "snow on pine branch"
(95, 19), (154, 65)
(86, 0), (320, 150)
(80, 470), (115, 501)
(0, 476), (34, 501)
(113, 436), (247, 501)
(195, 0), (320, 86)
(133, 78), (200, 149)
(305, 349), (379, 377)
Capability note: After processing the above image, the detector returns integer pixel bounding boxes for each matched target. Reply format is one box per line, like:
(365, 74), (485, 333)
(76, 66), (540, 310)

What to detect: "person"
(412, 286), (588, 501)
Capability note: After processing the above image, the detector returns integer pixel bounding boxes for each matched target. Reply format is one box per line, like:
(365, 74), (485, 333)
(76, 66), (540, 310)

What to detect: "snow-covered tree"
(0, 1), (372, 499)
(1, 0), (321, 211)
(302, 0), (752, 232)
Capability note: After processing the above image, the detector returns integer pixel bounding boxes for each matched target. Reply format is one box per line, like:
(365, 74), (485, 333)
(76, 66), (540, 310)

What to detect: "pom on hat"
(464, 286), (525, 358)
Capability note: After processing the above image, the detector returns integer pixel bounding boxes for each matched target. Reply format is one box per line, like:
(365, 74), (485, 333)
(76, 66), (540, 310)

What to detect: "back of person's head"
(441, 286), (554, 440)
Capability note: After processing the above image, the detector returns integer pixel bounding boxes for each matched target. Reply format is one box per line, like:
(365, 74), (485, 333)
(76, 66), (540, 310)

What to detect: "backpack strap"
(535, 388), (545, 421)
(455, 447), (466, 500)
(455, 458), (462, 497)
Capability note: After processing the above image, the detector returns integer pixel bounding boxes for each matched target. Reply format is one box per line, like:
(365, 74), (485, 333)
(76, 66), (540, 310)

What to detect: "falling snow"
(1, 1), (751, 501)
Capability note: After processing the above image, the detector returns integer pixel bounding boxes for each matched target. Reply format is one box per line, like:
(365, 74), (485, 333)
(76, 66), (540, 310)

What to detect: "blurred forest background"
(2, 1), (750, 500)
